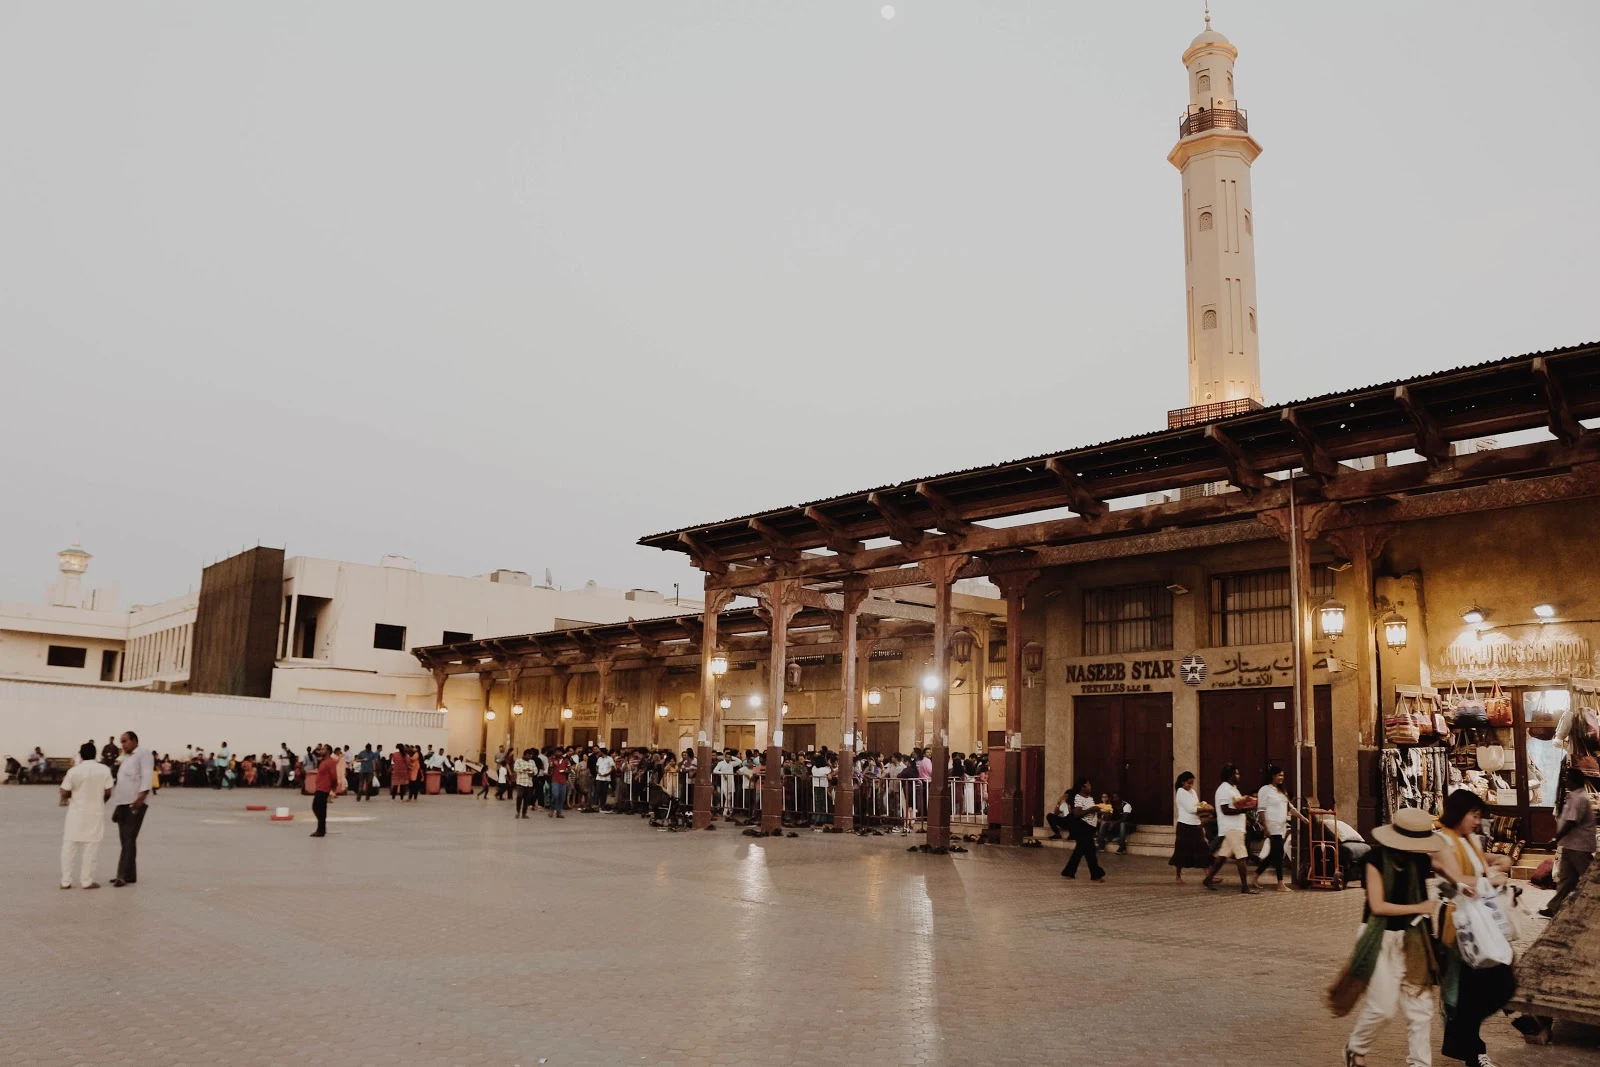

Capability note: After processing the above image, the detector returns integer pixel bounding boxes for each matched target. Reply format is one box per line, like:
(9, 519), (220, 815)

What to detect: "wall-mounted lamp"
(437, 705), (449, 715)
(921, 672), (940, 693)
(1461, 606), (1488, 626)
(709, 653), (729, 676)
(1381, 610), (1409, 652)
(1166, 583), (1190, 596)
(781, 703), (789, 716)
(866, 687), (883, 706)
(656, 704), (670, 718)
(988, 682), (1005, 702)
(1318, 599), (1347, 639)
(922, 695), (936, 711)
(719, 695), (732, 710)
(484, 710), (496, 721)
(511, 703), (524, 716)
(949, 628), (976, 664)
(1534, 604), (1556, 620)
(748, 693), (762, 708)
(561, 707), (573, 720)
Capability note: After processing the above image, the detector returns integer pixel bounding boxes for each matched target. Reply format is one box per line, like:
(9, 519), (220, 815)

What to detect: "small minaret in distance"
(1168, 8), (1265, 427)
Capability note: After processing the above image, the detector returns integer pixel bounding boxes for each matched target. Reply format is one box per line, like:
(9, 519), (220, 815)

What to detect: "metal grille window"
(1210, 568), (1336, 646)
(1082, 584), (1174, 655)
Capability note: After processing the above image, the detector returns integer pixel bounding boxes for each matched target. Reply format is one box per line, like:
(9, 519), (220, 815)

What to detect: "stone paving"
(3, 786), (1597, 1067)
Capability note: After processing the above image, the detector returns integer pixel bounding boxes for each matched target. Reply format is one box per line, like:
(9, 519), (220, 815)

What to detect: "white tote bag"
(1453, 890), (1514, 968)
(1476, 877), (1520, 945)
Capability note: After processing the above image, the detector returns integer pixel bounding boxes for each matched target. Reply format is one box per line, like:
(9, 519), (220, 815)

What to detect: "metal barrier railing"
(712, 771), (761, 820)
(950, 775), (988, 825)
(854, 777), (928, 832)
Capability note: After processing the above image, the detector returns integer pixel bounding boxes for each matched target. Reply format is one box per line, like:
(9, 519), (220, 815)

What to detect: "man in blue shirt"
(354, 743), (376, 802)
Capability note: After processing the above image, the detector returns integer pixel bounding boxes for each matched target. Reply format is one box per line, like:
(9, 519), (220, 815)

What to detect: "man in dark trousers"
(108, 731), (153, 887)
(310, 744), (337, 837)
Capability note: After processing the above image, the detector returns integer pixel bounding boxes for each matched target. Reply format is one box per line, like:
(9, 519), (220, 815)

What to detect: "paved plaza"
(3, 787), (1598, 1067)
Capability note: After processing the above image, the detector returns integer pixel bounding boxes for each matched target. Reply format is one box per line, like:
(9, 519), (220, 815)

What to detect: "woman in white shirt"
(1169, 771), (1212, 885)
(1252, 765), (1309, 892)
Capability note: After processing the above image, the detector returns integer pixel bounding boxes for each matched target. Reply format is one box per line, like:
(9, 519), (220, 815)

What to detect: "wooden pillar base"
(835, 746), (855, 831)
(927, 742), (951, 850)
(761, 744), (784, 832)
(998, 748), (1024, 846)
(692, 746), (713, 829)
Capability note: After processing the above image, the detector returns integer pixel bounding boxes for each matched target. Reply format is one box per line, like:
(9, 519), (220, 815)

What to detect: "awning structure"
(626, 341), (1600, 849)
(640, 343), (1600, 591)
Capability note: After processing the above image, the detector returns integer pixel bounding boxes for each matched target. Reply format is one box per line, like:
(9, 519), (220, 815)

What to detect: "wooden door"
(866, 721), (899, 756)
(610, 728), (629, 751)
(570, 727), (597, 749)
(1121, 693), (1174, 824)
(1200, 687), (1294, 797)
(543, 729), (559, 749)
(724, 724), (755, 753)
(785, 723), (817, 753)
(1072, 695), (1124, 803)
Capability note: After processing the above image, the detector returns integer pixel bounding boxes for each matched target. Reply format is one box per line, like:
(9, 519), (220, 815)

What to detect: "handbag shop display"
(1381, 678), (1600, 852)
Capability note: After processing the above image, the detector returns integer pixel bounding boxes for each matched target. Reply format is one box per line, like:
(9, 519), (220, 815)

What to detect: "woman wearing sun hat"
(1328, 807), (1446, 1067)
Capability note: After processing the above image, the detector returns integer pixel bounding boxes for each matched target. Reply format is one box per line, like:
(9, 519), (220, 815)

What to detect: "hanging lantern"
(1022, 641), (1044, 675)
(949, 628), (976, 665)
(922, 695), (936, 711)
(656, 704), (670, 718)
(866, 687), (883, 706)
(1381, 610), (1409, 651)
(511, 703), (525, 716)
(709, 653), (729, 676)
(786, 660), (802, 688)
(1318, 599), (1347, 639)
(484, 710), (496, 721)
(561, 707), (574, 720)
(781, 703), (789, 716)
(719, 695), (732, 710)
(988, 682), (1005, 703)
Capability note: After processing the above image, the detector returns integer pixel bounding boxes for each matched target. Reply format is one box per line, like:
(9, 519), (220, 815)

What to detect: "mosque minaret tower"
(1169, 10), (1264, 422)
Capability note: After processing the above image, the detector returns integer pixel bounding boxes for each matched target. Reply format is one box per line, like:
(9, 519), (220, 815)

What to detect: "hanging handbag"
(1416, 696), (1436, 739)
(1386, 693), (1422, 745)
(1477, 743), (1507, 774)
(1580, 707), (1600, 746)
(1441, 680), (1461, 721)
(1454, 680), (1490, 728)
(1486, 680), (1514, 728)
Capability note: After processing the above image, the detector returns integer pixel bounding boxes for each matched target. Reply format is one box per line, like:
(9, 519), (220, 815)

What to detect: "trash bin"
(425, 769), (442, 795)
(455, 771), (474, 794)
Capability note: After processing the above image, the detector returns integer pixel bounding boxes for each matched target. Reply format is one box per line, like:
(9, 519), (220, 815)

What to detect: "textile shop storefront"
(636, 343), (1600, 849)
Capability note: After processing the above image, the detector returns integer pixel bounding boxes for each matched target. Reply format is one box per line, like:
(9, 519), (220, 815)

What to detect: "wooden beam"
(676, 532), (728, 574)
(915, 483), (984, 535)
(705, 434), (1600, 589)
(801, 506), (864, 556)
(1280, 406), (1340, 483)
(746, 517), (800, 562)
(1532, 356), (1585, 446)
(1043, 458), (1108, 519)
(1204, 424), (1269, 492)
(1393, 385), (1452, 467)
(867, 491), (927, 545)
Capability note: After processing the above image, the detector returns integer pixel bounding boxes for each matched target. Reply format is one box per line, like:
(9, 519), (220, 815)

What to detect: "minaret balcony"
(1178, 107), (1248, 138)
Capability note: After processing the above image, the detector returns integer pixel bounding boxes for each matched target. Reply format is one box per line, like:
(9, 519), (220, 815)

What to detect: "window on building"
(1209, 568), (1337, 646)
(373, 623), (407, 651)
(1083, 584), (1175, 655)
(1197, 73), (1210, 92)
(100, 649), (119, 682)
(1198, 210), (1213, 232)
(442, 630), (473, 645)
(47, 645), (88, 669)
(1201, 309), (1217, 329)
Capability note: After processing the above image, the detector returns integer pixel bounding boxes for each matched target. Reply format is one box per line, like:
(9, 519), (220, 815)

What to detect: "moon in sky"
(881, 5), (895, 19)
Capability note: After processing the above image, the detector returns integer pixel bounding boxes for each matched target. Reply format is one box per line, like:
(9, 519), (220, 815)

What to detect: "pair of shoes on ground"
(108, 878), (134, 887)
(60, 882), (100, 890)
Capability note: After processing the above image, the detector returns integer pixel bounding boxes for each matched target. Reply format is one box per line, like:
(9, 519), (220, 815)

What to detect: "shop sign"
(1209, 651), (1293, 689)
(1066, 658), (1174, 694)
(1179, 653), (1208, 686)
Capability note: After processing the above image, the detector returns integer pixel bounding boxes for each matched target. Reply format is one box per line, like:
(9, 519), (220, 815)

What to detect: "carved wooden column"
(835, 583), (867, 832)
(1325, 524), (1394, 832)
(553, 667), (571, 747)
(693, 588), (732, 830)
(992, 568), (1039, 846)
(925, 555), (968, 851)
(478, 671), (496, 764)
(594, 656), (615, 750)
(431, 668), (448, 713)
(760, 579), (802, 833)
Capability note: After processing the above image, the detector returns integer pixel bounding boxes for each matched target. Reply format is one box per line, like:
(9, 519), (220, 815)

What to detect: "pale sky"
(2, 1), (1596, 607)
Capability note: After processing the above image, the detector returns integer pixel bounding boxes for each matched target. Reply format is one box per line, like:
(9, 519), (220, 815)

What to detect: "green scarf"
(1326, 849), (1438, 1017)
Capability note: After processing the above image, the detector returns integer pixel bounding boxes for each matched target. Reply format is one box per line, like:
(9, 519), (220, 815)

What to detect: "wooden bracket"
(746, 517), (800, 562)
(802, 506), (864, 556)
(915, 483), (983, 535)
(1532, 357), (1585, 446)
(677, 532), (728, 575)
(1205, 424), (1269, 492)
(867, 491), (926, 545)
(1043, 458), (1108, 520)
(1280, 407), (1340, 484)
(1393, 385), (1452, 468)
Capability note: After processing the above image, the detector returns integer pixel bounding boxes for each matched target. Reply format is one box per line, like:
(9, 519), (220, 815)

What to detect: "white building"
(0, 545), (196, 690)
(0, 545), (700, 718)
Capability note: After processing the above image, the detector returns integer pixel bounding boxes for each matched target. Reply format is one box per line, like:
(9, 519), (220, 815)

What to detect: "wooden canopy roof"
(640, 343), (1600, 573)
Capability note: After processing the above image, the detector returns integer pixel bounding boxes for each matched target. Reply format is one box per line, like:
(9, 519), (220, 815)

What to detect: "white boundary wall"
(1, 679), (447, 761)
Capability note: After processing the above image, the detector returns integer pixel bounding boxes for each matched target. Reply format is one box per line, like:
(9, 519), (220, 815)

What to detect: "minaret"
(52, 543), (92, 607)
(1169, 10), (1264, 421)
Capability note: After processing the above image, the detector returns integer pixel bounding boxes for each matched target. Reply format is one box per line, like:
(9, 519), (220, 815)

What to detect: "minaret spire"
(1167, 15), (1265, 425)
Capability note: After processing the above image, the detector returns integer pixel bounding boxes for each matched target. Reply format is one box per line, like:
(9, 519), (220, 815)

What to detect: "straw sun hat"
(1371, 806), (1446, 853)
